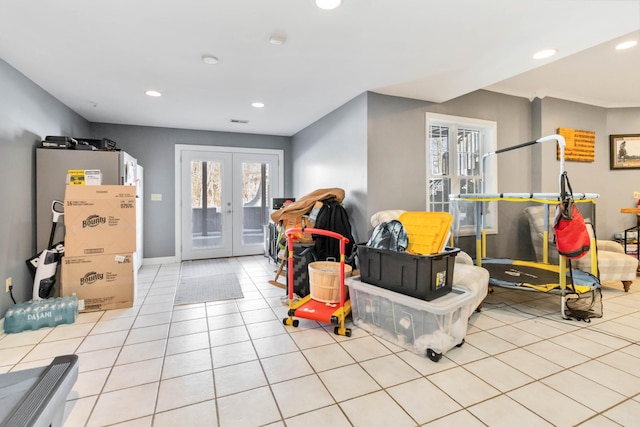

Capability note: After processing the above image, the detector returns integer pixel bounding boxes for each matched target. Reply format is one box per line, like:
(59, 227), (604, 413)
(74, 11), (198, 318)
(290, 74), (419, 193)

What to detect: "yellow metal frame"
(455, 196), (598, 292)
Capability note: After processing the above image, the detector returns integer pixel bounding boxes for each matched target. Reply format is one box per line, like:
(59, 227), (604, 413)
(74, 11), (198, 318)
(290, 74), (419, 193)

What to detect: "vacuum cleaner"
(26, 200), (65, 301)
(4, 201), (77, 334)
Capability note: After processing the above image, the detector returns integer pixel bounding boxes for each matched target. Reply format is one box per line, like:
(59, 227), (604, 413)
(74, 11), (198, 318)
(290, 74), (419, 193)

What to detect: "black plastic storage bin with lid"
(357, 245), (459, 301)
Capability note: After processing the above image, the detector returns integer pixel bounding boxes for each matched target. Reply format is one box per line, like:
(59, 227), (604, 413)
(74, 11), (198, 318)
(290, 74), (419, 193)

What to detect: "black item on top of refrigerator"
(42, 136), (77, 149)
(75, 138), (117, 150)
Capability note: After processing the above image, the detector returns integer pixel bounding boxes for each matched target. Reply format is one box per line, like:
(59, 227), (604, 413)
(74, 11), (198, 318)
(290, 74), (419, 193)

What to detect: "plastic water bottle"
(4, 306), (25, 334)
(26, 305), (36, 329)
(62, 296), (78, 324)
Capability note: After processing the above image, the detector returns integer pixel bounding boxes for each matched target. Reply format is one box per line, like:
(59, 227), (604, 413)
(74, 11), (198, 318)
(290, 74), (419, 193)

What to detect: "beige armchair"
(524, 205), (637, 292)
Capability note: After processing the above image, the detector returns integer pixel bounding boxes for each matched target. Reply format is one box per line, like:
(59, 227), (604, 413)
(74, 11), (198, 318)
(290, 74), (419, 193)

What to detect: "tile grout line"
(84, 264), (164, 427)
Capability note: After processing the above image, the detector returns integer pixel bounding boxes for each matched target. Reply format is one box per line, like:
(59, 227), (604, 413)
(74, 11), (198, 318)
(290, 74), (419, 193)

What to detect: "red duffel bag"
(553, 172), (591, 260)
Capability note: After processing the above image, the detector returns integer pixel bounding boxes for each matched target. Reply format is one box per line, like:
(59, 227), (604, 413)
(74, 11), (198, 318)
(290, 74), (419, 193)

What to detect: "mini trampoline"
(449, 134), (603, 321)
(481, 258), (598, 294)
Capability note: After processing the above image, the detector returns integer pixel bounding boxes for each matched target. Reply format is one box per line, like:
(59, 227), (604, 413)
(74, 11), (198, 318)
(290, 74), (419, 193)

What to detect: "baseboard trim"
(142, 256), (179, 266)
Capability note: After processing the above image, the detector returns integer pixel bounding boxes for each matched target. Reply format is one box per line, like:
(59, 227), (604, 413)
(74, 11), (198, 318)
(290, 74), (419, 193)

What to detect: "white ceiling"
(1, 0), (639, 137)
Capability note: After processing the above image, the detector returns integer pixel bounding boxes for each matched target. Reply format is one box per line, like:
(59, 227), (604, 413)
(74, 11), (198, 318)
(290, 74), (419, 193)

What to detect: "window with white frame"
(426, 113), (497, 236)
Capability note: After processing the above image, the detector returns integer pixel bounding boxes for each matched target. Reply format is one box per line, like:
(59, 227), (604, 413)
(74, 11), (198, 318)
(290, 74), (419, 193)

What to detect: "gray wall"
(357, 91), (638, 259)
(90, 123), (291, 258)
(291, 93), (368, 243)
(606, 107), (640, 234)
(367, 90), (534, 260)
(0, 58), (90, 316)
(367, 93), (433, 218)
(531, 98), (543, 192)
(538, 97), (626, 240)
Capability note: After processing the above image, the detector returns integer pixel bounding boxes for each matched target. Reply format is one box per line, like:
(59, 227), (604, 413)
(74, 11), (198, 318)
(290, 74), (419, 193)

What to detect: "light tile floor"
(1, 256), (639, 426)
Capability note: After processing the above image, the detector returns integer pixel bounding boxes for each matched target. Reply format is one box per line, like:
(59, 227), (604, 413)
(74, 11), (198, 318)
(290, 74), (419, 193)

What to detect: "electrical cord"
(9, 285), (16, 304)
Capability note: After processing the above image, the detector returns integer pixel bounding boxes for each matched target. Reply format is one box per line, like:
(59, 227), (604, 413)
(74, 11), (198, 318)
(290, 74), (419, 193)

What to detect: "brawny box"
(64, 185), (136, 257)
(61, 252), (135, 311)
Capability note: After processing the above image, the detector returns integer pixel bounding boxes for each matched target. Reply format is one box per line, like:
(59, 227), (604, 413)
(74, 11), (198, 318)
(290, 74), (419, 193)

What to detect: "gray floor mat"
(174, 273), (244, 305)
(180, 258), (235, 277)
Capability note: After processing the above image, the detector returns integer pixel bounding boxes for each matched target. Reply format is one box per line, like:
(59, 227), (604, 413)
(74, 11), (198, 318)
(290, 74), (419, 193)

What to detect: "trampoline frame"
(449, 134), (600, 319)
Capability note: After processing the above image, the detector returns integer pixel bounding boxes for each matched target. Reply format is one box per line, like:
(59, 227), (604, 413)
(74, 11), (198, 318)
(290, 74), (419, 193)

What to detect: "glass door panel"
(181, 151), (232, 260)
(232, 153), (279, 256)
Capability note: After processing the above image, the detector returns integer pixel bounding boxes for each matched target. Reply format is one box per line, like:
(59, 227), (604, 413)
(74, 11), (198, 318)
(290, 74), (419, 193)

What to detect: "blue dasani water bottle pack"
(4, 295), (78, 334)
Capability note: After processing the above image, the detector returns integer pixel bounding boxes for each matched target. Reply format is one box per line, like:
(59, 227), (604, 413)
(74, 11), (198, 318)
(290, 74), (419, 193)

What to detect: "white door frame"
(174, 144), (284, 261)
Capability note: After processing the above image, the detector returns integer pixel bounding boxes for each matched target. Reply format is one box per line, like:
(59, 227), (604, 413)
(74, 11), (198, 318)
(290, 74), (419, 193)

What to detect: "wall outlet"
(634, 192), (640, 199)
(5, 277), (11, 293)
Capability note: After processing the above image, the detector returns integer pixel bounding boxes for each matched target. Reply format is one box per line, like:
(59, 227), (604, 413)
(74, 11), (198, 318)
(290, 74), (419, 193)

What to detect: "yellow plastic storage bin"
(398, 212), (453, 255)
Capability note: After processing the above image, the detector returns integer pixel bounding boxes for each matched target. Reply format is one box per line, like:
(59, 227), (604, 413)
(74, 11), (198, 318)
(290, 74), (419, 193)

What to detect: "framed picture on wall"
(610, 134), (640, 170)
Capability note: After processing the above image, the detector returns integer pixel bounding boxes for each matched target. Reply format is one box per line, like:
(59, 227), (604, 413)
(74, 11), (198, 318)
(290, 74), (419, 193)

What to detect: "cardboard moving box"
(61, 252), (135, 312)
(64, 185), (136, 256)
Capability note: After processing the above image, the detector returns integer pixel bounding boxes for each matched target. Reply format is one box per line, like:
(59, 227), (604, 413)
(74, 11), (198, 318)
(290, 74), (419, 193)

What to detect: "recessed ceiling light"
(269, 33), (287, 45)
(145, 90), (162, 97)
(533, 48), (557, 60)
(252, 102), (265, 108)
(202, 55), (219, 64)
(315, 0), (341, 10)
(616, 40), (637, 50)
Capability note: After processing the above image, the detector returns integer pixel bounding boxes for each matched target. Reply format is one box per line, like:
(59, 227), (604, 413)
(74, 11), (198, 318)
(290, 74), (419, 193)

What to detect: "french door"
(177, 146), (281, 260)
